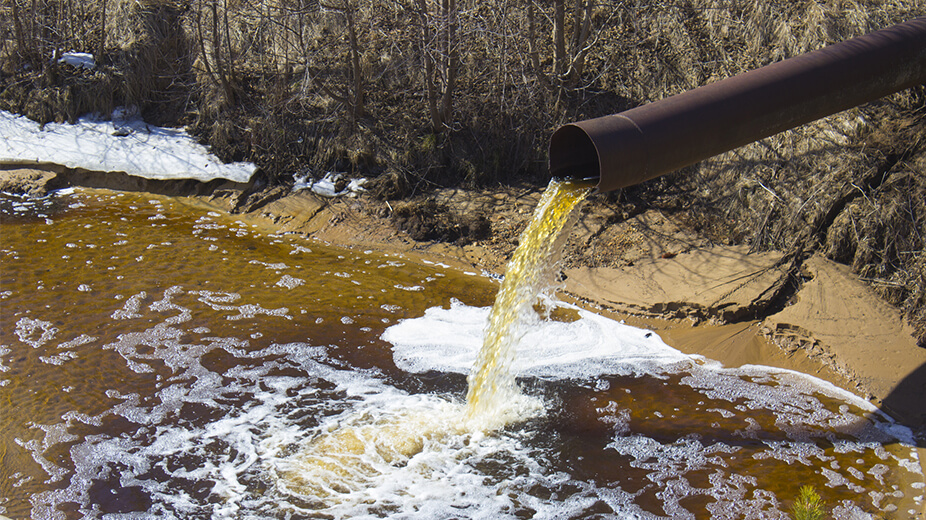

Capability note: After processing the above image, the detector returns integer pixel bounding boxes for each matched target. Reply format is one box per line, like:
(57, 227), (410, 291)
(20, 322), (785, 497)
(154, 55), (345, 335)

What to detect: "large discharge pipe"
(549, 16), (926, 193)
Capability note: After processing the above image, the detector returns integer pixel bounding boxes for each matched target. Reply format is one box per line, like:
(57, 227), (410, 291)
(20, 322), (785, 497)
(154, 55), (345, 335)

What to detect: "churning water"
(1, 185), (923, 519)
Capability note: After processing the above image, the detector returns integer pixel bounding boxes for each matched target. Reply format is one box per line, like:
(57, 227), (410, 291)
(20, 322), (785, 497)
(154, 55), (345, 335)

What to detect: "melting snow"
(293, 171), (366, 197)
(0, 108), (256, 183)
(57, 51), (96, 70)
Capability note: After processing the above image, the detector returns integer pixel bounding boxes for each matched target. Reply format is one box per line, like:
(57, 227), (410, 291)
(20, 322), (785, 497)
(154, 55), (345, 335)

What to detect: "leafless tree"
(415, 0), (458, 132)
(527, 0), (597, 94)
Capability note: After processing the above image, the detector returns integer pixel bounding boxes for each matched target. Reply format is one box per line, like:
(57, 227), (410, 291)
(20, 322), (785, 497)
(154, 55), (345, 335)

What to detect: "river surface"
(1, 187), (923, 519)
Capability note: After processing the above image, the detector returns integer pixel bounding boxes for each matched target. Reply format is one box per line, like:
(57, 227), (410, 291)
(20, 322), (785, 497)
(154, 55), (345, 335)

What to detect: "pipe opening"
(549, 124), (600, 184)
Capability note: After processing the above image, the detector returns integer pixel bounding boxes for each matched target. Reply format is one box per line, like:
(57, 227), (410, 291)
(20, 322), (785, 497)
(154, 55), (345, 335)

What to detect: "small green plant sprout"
(790, 485), (826, 520)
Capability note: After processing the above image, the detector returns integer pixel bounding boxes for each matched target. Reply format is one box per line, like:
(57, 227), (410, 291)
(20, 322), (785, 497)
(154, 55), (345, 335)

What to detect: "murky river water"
(1, 187), (923, 519)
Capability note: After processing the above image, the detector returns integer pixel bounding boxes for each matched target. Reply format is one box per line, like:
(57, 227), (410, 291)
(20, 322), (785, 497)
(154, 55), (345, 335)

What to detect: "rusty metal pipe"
(549, 16), (926, 193)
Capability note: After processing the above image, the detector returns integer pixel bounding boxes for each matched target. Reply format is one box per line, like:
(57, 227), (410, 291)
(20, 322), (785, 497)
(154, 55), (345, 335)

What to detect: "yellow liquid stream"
(465, 179), (592, 426)
(280, 179), (592, 500)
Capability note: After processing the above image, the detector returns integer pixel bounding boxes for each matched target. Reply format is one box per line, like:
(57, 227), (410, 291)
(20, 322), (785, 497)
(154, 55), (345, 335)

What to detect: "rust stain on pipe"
(550, 16), (926, 193)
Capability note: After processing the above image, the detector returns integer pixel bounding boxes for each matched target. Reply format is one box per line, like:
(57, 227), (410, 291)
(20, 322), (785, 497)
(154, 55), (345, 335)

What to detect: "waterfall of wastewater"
(465, 178), (592, 426)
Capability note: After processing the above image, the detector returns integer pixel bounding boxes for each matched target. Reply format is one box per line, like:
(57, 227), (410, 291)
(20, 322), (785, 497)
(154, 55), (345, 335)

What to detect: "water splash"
(274, 398), (467, 498)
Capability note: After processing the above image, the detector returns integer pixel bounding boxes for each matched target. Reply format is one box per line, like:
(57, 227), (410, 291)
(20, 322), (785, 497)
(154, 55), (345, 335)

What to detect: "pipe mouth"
(550, 175), (601, 196)
(549, 124), (601, 186)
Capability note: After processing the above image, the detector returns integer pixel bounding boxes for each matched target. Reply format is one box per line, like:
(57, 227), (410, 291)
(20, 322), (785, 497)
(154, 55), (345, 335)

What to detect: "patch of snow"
(0, 109), (256, 183)
(57, 52), (95, 70)
(293, 171), (366, 197)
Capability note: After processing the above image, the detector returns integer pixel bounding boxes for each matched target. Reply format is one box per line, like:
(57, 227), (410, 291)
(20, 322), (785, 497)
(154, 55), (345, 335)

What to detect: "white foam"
(14, 317), (58, 348)
(383, 299), (692, 379)
(275, 275), (305, 289)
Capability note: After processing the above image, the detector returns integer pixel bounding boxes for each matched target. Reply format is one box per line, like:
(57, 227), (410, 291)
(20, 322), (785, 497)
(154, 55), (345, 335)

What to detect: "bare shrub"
(119, 0), (195, 125)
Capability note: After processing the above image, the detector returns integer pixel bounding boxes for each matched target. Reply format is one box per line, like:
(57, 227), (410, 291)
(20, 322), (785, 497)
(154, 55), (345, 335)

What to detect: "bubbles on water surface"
(0, 190), (65, 222)
(14, 317), (58, 348)
(275, 275), (306, 289)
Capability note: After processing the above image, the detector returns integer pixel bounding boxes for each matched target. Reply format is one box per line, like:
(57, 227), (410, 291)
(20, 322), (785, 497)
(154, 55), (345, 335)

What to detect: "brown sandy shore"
(4, 166), (926, 480)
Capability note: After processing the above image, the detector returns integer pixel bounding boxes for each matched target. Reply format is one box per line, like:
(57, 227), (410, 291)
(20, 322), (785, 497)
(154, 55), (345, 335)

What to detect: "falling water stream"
(1, 183), (924, 519)
(465, 179), (591, 425)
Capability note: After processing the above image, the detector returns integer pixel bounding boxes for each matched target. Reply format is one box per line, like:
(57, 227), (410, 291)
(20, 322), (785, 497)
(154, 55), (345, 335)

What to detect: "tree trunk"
(418, 0), (456, 132)
(195, 3), (218, 84)
(210, 0), (236, 107)
(345, 0), (364, 120)
(11, 0), (27, 63)
(223, 0), (238, 91)
(98, 0), (106, 61)
(439, 0), (456, 126)
(553, 0), (566, 80)
(418, 0), (442, 132)
(527, 0), (540, 71)
(567, 0), (593, 87)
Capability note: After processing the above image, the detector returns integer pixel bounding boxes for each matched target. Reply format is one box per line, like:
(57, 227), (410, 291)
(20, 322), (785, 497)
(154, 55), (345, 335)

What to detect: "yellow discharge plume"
(465, 179), (591, 425)
(276, 179), (591, 502)
(275, 402), (467, 499)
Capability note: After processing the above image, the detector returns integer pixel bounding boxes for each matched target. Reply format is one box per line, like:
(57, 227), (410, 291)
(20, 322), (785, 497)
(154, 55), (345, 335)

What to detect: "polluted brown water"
(1, 184), (924, 519)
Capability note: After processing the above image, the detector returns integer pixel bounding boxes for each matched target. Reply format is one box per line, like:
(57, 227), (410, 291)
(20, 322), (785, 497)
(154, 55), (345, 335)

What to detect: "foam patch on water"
(10, 282), (656, 518)
(383, 300), (898, 422)
(17, 287), (920, 520)
(383, 299), (693, 379)
(273, 406), (583, 519)
(9, 281), (563, 518)
(380, 300), (924, 517)
(26, 334), (580, 519)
